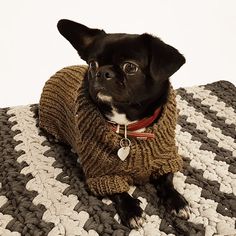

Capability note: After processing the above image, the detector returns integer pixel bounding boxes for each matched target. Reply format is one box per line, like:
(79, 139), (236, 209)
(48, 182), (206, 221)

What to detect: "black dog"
(57, 19), (190, 229)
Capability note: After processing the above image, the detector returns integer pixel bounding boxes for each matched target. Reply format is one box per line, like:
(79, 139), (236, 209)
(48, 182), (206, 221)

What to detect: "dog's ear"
(142, 34), (185, 80)
(57, 19), (105, 60)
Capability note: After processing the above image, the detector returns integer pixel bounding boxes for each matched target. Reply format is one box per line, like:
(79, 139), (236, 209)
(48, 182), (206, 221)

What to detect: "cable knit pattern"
(39, 65), (183, 196)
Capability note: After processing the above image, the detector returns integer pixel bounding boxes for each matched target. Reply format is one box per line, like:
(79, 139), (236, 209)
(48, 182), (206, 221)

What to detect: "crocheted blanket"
(0, 80), (235, 236)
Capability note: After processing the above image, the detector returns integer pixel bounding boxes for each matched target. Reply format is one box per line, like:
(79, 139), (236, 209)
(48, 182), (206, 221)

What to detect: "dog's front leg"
(110, 192), (145, 229)
(151, 173), (190, 219)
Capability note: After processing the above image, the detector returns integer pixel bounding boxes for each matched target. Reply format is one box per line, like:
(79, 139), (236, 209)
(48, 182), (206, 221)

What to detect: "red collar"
(109, 107), (162, 139)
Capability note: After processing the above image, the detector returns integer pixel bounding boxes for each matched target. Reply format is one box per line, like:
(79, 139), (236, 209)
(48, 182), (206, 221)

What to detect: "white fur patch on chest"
(107, 106), (146, 132)
(107, 108), (132, 125)
(97, 93), (146, 132)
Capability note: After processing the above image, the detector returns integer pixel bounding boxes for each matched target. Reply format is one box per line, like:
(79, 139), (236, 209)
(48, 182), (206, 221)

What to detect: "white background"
(0, 0), (236, 108)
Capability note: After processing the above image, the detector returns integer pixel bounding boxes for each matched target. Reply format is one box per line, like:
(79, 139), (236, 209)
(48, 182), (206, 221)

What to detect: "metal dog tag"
(117, 146), (130, 161)
(117, 125), (131, 161)
(117, 137), (131, 161)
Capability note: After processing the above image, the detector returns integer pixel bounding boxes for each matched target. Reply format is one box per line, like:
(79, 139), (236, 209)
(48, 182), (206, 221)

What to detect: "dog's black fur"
(57, 19), (189, 229)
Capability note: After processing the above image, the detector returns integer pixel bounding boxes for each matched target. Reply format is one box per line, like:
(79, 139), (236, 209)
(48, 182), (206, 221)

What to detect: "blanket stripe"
(0, 107), (54, 235)
(205, 81), (236, 111)
(178, 87), (236, 141)
(8, 106), (96, 236)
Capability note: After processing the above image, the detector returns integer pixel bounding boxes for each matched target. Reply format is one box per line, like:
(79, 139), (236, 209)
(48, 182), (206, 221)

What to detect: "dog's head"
(57, 19), (185, 120)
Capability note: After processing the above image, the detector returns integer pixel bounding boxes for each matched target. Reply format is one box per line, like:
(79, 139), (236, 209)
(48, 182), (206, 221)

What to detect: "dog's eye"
(89, 60), (98, 70)
(122, 62), (139, 75)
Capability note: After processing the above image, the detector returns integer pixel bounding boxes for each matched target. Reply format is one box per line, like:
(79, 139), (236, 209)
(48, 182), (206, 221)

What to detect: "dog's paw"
(171, 205), (191, 220)
(114, 194), (146, 229)
(168, 193), (190, 220)
(121, 198), (146, 229)
(112, 192), (147, 229)
(129, 212), (146, 229)
(158, 186), (191, 220)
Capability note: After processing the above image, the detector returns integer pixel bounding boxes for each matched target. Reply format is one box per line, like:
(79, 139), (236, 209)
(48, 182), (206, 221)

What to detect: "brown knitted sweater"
(39, 65), (183, 196)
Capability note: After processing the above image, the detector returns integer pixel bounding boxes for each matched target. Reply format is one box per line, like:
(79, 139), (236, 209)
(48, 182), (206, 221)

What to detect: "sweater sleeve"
(86, 175), (131, 196)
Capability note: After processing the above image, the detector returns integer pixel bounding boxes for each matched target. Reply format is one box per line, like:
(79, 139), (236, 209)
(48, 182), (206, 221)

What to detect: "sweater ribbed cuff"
(86, 175), (131, 196)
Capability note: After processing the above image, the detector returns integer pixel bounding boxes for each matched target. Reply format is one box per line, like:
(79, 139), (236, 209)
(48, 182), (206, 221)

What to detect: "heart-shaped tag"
(117, 146), (130, 161)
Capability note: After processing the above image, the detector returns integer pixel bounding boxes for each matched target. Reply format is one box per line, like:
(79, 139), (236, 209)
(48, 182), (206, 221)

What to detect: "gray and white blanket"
(0, 80), (236, 236)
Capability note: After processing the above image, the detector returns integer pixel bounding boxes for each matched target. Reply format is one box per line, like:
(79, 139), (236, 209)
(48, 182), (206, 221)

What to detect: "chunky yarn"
(39, 65), (183, 196)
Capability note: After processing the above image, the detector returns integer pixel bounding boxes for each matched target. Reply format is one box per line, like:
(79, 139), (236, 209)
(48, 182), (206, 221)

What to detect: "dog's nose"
(96, 66), (115, 80)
